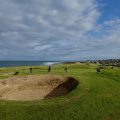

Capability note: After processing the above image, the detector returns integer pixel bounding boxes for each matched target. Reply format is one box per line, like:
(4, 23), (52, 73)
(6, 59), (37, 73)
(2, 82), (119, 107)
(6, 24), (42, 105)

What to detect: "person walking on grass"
(64, 67), (68, 72)
(96, 67), (100, 73)
(48, 65), (51, 72)
(30, 67), (33, 74)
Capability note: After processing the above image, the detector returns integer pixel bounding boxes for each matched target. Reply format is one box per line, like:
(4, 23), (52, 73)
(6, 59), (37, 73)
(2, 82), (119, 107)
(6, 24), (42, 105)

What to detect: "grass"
(0, 64), (120, 120)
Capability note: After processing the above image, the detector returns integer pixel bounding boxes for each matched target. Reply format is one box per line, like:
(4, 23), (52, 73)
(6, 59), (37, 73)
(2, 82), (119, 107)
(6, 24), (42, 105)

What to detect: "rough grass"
(0, 64), (120, 120)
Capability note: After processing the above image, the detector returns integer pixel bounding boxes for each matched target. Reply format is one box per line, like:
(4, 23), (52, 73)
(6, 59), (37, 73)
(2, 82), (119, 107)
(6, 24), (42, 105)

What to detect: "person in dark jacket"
(64, 67), (68, 72)
(30, 67), (33, 73)
(96, 67), (100, 73)
(48, 65), (51, 72)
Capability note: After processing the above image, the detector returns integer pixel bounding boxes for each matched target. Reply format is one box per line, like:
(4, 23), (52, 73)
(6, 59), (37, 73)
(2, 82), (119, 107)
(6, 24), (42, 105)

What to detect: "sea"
(0, 61), (61, 68)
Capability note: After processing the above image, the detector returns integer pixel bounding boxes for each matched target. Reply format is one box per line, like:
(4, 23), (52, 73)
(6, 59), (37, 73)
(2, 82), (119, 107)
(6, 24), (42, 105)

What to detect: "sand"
(0, 75), (78, 101)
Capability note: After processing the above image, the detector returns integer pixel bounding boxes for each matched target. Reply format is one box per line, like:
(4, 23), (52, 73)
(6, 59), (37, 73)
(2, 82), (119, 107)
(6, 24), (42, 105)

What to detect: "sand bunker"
(0, 75), (79, 101)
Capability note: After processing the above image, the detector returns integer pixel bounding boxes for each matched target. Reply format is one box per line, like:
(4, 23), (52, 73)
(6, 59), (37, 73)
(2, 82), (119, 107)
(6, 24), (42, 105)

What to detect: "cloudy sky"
(0, 0), (120, 61)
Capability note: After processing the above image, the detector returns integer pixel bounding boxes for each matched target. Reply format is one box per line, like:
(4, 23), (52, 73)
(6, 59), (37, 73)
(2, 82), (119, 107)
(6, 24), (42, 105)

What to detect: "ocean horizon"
(0, 61), (61, 68)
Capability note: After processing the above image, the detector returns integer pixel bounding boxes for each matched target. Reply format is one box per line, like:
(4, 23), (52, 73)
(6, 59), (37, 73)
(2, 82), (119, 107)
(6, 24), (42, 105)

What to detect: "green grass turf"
(0, 64), (120, 120)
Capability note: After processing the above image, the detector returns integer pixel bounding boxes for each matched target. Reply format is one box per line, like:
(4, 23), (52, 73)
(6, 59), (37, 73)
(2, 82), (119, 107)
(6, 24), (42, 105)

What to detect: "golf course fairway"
(0, 63), (120, 120)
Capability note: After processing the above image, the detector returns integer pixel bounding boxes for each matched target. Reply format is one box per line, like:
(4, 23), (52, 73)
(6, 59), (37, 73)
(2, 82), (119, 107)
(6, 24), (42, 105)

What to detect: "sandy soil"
(0, 75), (78, 101)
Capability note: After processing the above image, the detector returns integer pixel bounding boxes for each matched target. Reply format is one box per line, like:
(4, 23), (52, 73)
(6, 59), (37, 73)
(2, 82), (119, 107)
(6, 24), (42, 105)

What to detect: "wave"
(43, 62), (61, 66)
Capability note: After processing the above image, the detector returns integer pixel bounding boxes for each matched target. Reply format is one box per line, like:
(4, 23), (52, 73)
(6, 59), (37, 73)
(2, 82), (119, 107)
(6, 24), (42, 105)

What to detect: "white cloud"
(34, 45), (52, 51)
(0, 0), (120, 60)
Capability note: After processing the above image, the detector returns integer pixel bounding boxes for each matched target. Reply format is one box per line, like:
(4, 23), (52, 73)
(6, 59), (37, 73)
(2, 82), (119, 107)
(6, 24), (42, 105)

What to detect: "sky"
(0, 0), (120, 61)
